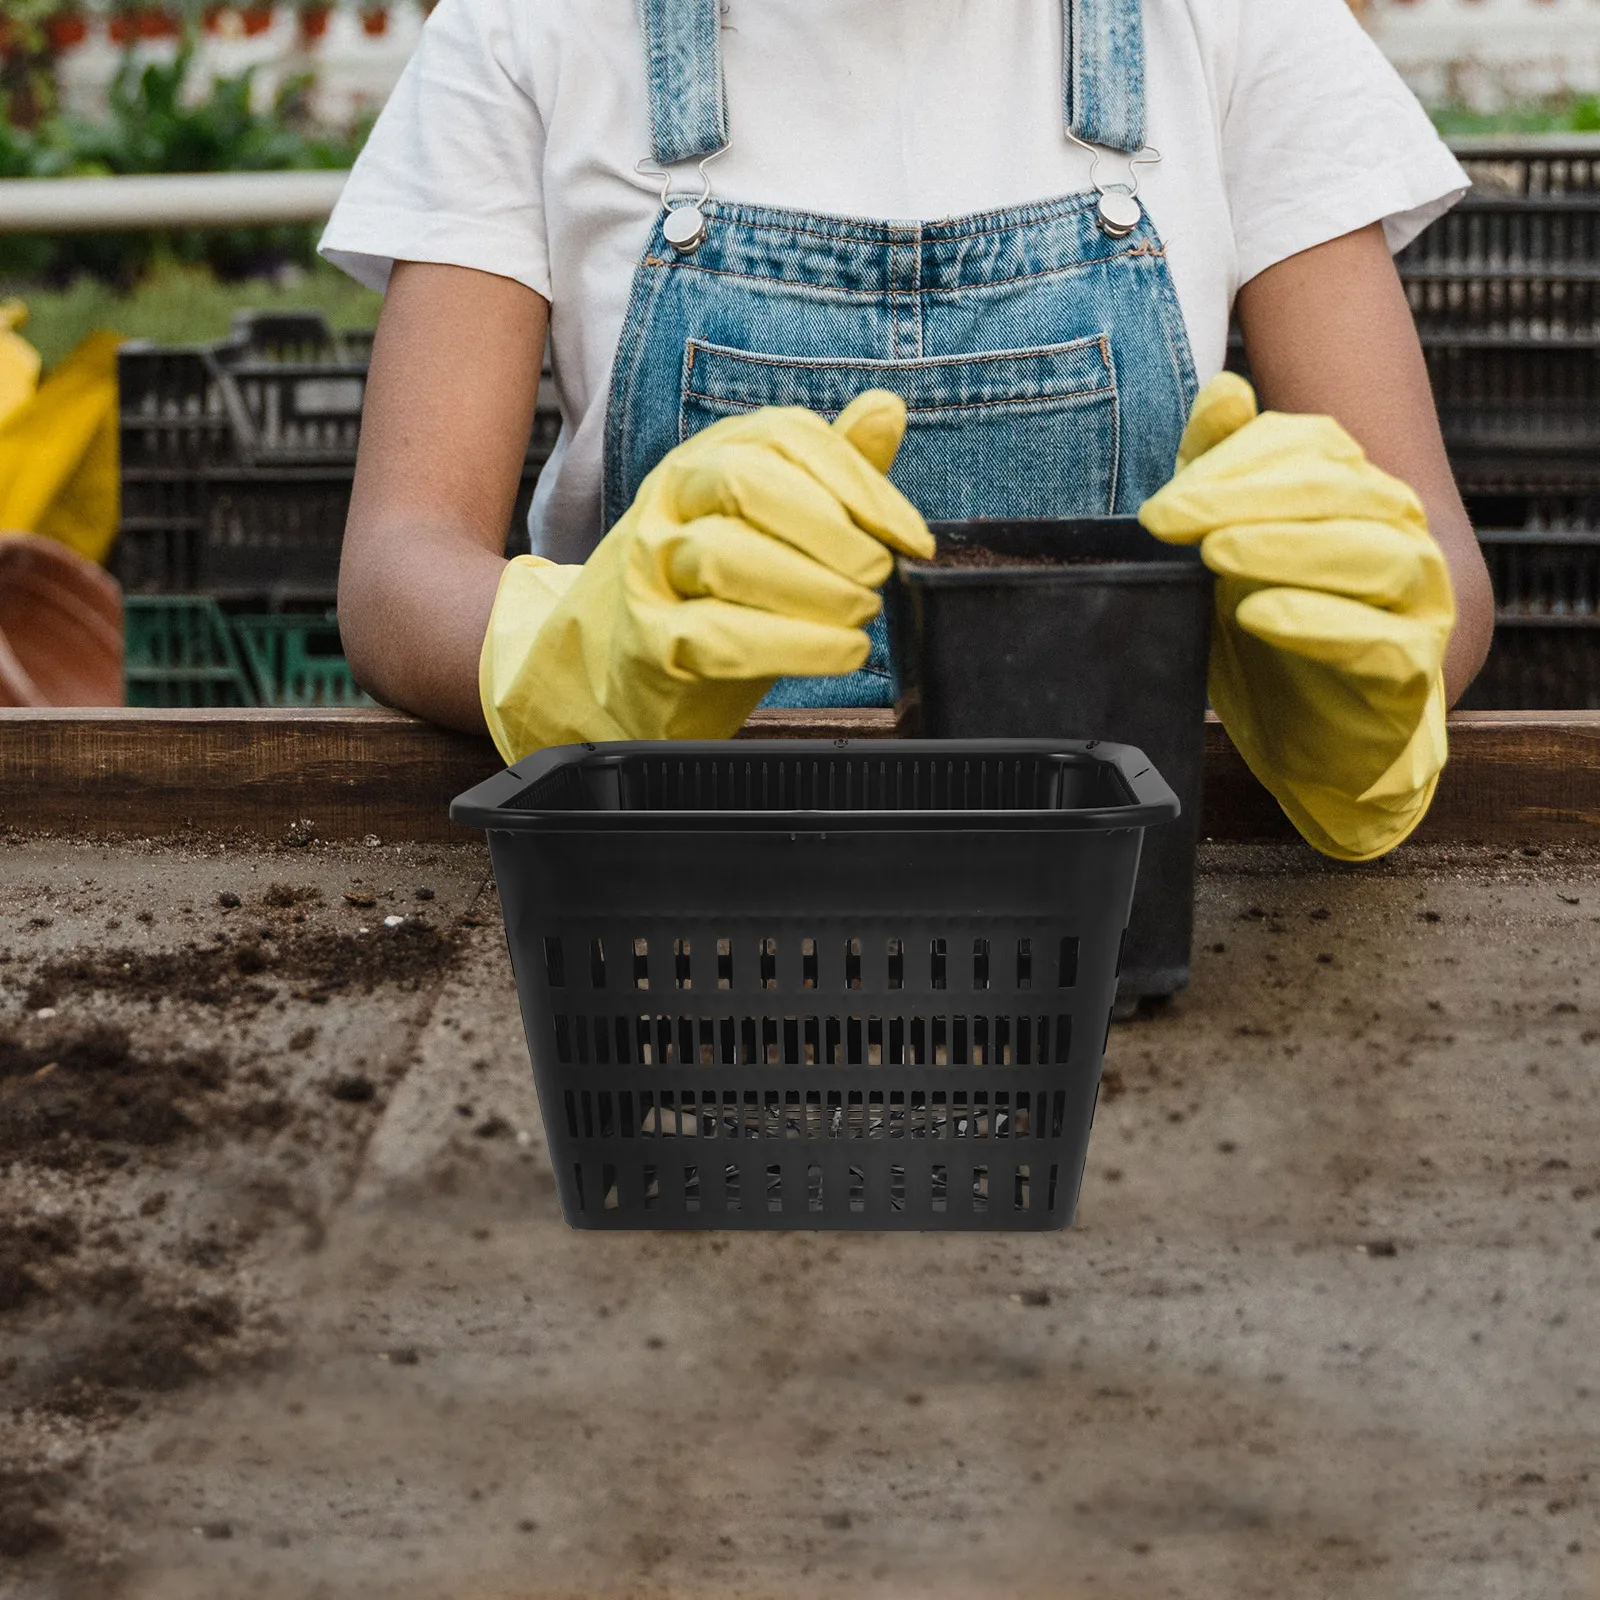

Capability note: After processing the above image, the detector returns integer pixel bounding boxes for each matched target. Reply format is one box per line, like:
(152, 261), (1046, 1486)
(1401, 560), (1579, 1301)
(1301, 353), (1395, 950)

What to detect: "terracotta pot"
(107, 13), (136, 43)
(241, 4), (275, 35)
(139, 9), (182, 38)
(361, 7), (388, 35)
(298, 5), (331, 39)
(0, 535), (124, 708)
(47, 14), (90, 49)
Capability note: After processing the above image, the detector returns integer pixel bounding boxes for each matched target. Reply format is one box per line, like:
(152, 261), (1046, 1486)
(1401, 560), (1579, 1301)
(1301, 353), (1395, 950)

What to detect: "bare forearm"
(1236, 225), (1494, 705)
(338, 523), (504, 733)
(338, 260), (548, 734)
(1411, 500), (1486, 706)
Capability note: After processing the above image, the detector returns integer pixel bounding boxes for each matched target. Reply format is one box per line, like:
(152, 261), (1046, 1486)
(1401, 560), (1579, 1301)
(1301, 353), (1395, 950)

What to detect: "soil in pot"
(921, 544), (1137, 570)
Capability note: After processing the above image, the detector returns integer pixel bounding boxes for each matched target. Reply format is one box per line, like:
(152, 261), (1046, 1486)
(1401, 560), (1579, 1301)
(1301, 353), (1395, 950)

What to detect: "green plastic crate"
(124, 597), (371, 708)
(125, 596), (255, 707)
(230, 612), (371, 708)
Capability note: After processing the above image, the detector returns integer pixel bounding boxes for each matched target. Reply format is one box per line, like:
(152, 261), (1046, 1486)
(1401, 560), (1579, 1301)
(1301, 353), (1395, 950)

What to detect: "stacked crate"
(1227, 137), (1600, 708)
(1402, 138), (1600, 709)
(114, 309), (561, 706)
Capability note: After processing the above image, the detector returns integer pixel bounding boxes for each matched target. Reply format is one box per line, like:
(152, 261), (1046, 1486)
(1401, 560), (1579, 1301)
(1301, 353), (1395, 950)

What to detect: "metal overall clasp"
(1066, 131), (1163, 239)
(636, 145), (732, 255)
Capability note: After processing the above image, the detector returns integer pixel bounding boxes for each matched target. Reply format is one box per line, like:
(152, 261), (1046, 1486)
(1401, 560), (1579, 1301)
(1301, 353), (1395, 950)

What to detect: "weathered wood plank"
(1, 706), (1596, 844)
(1203, 712), (1600, 844)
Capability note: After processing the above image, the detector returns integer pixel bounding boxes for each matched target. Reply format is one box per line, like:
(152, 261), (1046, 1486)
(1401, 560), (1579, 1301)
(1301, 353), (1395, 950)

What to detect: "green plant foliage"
(0, 29), (372, 285)
(10, 259), (382, 374)
(60, 41), (345, 175)
(1430, 95), (1600, 137)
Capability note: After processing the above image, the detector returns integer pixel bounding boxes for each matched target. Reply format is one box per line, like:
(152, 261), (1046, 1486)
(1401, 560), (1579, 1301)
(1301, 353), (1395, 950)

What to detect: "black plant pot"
(888, 518), (1213, 1006)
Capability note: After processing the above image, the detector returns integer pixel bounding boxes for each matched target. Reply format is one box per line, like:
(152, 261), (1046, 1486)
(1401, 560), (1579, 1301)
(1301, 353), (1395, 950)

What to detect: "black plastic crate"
(1450, 139), (1600, 202)
(1461, 620), (1600, 710)
(1400, 140), (1600, 338)
(1402, 216), (1600, 340)
(1424, 339), (1600, 453)
(451, 740), (1180, 1232)
(1477, 527), (1600, 619)
(1225, 329), (1600, 499)
(1458, 525), (1600, 709)
(114, 310), (561, 602)
(1463, 490), (1600, 532)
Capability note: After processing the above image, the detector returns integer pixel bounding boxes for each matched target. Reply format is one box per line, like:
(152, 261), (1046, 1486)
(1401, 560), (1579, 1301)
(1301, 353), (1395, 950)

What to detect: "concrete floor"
(1, 834), (1598, 1600)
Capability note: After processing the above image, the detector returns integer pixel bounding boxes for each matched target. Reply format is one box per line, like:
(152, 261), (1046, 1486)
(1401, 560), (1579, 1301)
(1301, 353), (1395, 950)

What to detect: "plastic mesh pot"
(452, 740), (1179, 1232)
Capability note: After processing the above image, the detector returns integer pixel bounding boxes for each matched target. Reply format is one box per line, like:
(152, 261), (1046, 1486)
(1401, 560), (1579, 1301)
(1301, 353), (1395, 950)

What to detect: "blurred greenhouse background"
(3, 0), (1600, 351)
(2, 0), (1599, 712)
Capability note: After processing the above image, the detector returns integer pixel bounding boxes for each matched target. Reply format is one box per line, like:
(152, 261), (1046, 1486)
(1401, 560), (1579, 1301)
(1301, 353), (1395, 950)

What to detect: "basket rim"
(450, 738), (1182, 834)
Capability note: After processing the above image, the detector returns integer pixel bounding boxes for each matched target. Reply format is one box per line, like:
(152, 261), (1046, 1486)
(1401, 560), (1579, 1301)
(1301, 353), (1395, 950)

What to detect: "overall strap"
(637, 0), (729, 167)
(1063, 0), (1148, 154)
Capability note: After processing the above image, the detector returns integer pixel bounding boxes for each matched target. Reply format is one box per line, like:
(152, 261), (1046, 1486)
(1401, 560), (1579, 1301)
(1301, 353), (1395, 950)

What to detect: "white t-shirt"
(321, 0), (1467, 562)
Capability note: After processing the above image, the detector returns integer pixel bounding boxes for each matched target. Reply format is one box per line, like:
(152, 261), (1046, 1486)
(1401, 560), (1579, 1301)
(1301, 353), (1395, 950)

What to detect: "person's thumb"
(1176, 371), (1258, 473)
(833, 388), (908, 475)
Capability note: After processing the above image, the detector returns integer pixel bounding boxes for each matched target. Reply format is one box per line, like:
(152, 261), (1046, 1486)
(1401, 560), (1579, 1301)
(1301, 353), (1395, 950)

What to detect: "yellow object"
(0, 330), (122, 566)
(0, 302), (43, 430)
(481, 389), (932, 759)
(1139, 373), (1455, 862)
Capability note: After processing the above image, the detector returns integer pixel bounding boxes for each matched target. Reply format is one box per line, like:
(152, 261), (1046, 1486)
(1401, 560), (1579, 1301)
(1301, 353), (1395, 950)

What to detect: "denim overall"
(604, 0), (1199, 708)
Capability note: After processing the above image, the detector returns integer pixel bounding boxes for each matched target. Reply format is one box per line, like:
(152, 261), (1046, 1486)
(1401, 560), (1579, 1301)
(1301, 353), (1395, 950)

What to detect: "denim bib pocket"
(680, 337), (1123, 520)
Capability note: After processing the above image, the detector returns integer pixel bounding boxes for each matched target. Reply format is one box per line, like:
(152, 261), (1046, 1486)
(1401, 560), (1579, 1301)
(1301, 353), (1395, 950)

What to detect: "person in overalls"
(325, 0), (1493, 862)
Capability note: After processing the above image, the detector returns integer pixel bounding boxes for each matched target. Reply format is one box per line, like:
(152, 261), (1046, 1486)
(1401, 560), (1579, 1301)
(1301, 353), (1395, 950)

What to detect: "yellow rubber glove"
(0, 331), (122, 566)
(0, 302), (43, 430)
(481, 389), (932, 759)
(1139, 373), (1456, 862)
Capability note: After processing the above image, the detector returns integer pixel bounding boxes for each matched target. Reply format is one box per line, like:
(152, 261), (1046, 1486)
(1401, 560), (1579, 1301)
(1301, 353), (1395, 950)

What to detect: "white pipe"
(1447, 132), (1600, 157)
(0, 170), (349, 234)
(0, 135), (1596, 237)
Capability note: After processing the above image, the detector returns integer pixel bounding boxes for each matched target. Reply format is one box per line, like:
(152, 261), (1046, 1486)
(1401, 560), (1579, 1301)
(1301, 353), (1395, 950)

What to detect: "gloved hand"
(1139, 373), (1456, 862)
(480, 389), (931, 759)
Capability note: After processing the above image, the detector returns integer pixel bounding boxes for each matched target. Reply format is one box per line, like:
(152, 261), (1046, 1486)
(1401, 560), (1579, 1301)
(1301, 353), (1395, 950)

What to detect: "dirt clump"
(261, 883), (321, 909)
(0, 1468), (70, 1560)
(0, 1215), (81, 1313)
(24, 918), (459, 1010)
(35, 1292), (245, 1421)
(0, 1022), (225, 1172)
(25, 945), (270, 1009)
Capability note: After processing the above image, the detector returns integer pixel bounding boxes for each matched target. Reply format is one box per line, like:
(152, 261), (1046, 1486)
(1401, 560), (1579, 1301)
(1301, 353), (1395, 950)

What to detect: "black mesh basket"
(452, 740), (1179, 1232)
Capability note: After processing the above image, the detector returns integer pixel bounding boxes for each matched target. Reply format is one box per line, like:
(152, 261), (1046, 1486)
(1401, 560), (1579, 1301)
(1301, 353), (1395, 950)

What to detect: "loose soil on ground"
(0, 835), (1596, 1599)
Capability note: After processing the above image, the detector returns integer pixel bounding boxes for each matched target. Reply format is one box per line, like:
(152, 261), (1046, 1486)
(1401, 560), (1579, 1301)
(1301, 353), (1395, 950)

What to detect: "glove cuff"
(1271, 769), (1442, 864)
(1222, 672), (1449, 864)
(479, 556), (585, 763)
